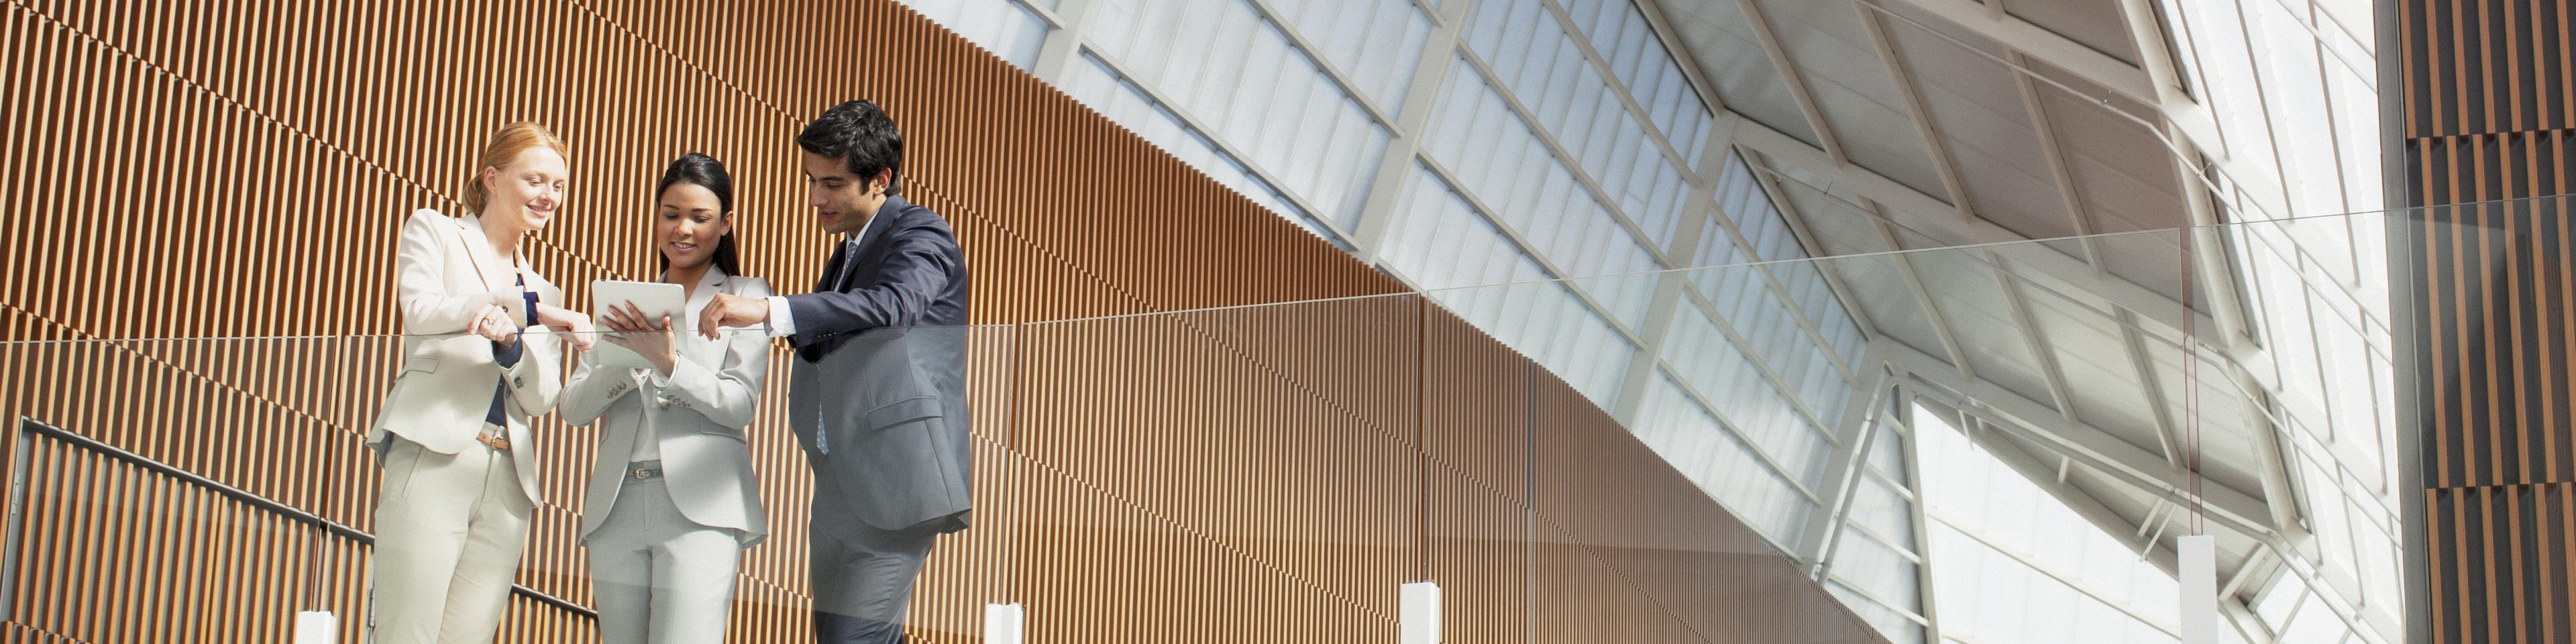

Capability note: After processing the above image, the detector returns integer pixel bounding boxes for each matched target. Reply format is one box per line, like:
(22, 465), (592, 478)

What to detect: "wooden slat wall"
(2402, 0), (2576, 641)
(0, 0), (1888, 642)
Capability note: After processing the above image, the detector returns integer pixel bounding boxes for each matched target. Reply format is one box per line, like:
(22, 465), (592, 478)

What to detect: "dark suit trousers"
(810, 510), (938, 644)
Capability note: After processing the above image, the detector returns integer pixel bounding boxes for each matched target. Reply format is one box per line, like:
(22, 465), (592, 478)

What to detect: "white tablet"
(591, 280), (690, 370)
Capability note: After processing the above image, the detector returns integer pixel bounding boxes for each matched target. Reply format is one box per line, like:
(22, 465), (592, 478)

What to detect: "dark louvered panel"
(2403, 0), (2576, 641)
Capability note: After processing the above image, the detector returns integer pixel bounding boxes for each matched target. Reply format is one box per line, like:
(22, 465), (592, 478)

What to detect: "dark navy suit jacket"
(784, 196), (975, 534)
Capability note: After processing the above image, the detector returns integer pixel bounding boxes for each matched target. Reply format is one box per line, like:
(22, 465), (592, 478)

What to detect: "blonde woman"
(370, 121), (589, 643)
(560, 152), (771, 643)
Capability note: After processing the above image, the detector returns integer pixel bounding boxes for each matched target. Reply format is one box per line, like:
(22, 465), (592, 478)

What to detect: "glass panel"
(0, 327), (1012, 641)
(2206, 208), (2408, 644)
(4, 199), (2487, 644)
(1013, 298), (1423, 638)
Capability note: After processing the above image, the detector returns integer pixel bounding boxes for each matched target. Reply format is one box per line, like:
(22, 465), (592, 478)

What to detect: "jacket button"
(513, 376), (525, 388)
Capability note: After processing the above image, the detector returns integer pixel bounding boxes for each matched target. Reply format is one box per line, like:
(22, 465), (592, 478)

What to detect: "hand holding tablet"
(591, 280), (689, 370)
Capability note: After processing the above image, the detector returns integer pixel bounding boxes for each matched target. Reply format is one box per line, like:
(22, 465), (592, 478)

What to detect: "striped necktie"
(828, 237), (863, 292)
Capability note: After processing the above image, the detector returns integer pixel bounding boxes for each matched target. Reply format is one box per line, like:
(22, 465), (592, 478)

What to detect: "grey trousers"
(809, 512), (937, 644)
(369, 435), (532, 644)
(587, 476), (743, 644)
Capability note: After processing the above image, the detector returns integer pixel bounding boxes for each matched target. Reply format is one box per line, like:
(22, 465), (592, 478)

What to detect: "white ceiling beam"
(1630, 0), (1731, 115)
(2118, 307), (2190, 470)
(1861, 215), (1978, 380)
(1728, 110), (1955, 222)
(1891, 398), (1945, 642)
(1026, 0), (1097, 81)
(1866, 0), (2155, 107)
(1695, 197), (1868, 382)
(1862, 0), (2241, 207)
(1733, 115), (2225, 337)
(1884, 342), (2280, 537)
(1443, 46), (1690, 269)
(1927, 511), (2186, 635)
(1948, 415), (2182, 576)
(2007, 48), (2112, 268)
(1860, 0), (2155, 109)
(1348, 0), (1474, 264)
(1986, 249), (2086, 437)
(2109, 0), (2231, 154)
(1800, 356), (1897, 572)
(2260, 541), (2400, 644)
(1727, 0), (1851, 163)
(1536, 0), (1703, 176)
(1854, 1), (1980, 227)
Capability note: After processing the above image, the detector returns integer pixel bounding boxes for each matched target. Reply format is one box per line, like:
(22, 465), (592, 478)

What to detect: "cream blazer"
(372, 209), (565, 503)
(560, 268), (772, 546)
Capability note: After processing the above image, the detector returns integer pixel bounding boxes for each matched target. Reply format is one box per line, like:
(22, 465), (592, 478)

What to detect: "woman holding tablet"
(559, 152), (772, 642)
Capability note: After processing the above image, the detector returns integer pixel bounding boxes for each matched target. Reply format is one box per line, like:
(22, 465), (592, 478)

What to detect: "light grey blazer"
(560, 268), (772, 546)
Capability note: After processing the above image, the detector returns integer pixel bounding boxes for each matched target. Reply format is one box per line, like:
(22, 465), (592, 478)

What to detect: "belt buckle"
(631, 468), (652, 480)
(477, 433), (510, 452)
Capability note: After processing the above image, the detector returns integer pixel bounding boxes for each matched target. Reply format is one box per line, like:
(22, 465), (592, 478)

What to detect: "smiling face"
(802, 151), (886, 236)
(478, 146), (570, 234)
(656, 181), (731, 272)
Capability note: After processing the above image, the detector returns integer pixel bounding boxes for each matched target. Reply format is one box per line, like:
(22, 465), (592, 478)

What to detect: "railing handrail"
(5, 417), (596, 620)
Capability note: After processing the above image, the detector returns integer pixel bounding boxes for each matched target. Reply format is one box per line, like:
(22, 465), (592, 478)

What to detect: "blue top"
(483, 275), (533, 428)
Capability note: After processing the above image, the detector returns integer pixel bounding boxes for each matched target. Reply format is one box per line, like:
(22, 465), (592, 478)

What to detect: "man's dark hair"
(655, 152), (746, 278)
(796, 100), (904, 197)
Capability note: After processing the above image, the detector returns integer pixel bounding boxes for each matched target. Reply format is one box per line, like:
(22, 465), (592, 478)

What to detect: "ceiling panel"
(1763, 160), (1900, 257)
(2025, 289), (2171, 455)
(1748, 0), (1957, 203)
(1824, 254), (1953, 358)
(1996, 0), (2143, 65)
(1643, 0), (2310, 619)
(1808, 79), (1959, 203)
(1914, 251), (2059, 405)
(1652, 0), (1826, 148)
(1887, 18), (2080, 240)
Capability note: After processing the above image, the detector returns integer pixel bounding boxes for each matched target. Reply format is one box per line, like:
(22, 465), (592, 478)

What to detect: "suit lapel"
(816, 242), (849, 294)
(678, 268), (731, 365)
(832, 201), (907, 293)
(455, 213), (515, 291)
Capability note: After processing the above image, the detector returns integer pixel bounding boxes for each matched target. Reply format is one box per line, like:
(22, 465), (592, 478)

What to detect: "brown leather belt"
(475, 432), (512, 452)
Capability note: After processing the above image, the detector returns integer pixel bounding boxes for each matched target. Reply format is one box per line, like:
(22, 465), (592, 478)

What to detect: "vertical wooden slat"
(2407, 0), (2576, 637)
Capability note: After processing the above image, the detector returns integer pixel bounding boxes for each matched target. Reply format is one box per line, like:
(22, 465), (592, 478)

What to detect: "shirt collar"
(843, 197), (904, 248)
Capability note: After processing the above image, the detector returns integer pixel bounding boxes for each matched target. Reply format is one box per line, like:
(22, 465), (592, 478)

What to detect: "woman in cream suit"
(561, 152), (771, 643)
(372, 121), (592, 643)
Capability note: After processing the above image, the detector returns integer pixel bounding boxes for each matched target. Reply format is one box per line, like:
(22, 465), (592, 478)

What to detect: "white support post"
(2180, 535), (2217, 644)
(986, 602), (1027, 644)
(294, 610), (337, 644)
(1401, 581), (1443, 644)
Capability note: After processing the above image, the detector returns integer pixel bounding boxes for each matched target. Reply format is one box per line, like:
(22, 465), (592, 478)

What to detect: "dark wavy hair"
(796, 99), (903, 197)
(655, 152), (745, 278)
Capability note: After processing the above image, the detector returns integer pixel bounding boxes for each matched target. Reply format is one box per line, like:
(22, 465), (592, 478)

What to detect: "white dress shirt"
(764, 209), (885, 337)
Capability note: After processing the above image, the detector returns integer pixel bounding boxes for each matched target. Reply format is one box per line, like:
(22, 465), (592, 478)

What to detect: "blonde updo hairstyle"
(461, 121), (570, 215)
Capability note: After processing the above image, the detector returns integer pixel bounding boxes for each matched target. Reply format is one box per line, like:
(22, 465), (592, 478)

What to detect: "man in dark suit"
(699, 99), (971, 643)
